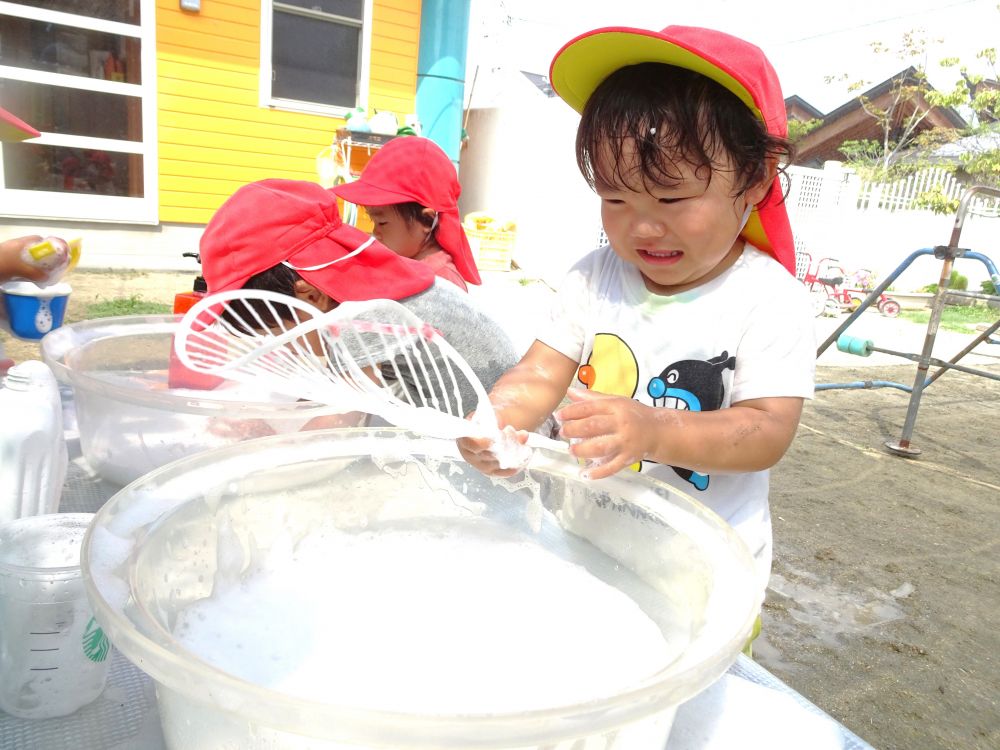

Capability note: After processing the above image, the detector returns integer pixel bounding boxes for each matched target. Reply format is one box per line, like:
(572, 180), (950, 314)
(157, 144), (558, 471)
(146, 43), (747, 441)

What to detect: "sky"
(466, 0), (1000, 114)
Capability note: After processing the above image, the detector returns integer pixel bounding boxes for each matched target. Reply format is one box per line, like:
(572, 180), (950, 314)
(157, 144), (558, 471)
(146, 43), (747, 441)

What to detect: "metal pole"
(924, 312), (1000, 388)
(885, 186), (1000, 457)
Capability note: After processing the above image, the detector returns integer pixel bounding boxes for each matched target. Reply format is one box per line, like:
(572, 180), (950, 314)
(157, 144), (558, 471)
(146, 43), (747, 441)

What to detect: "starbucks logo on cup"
(83, 617), (110, 663)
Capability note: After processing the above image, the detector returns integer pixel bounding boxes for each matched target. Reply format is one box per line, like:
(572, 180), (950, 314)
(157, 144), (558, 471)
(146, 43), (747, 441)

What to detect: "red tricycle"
(795, 253), (901, 317)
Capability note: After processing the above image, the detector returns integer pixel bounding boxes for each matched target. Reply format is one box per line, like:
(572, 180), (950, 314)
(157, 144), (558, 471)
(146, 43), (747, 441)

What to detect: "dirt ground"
(3, 268), (999, 749)
(762, 361), (1000, 750)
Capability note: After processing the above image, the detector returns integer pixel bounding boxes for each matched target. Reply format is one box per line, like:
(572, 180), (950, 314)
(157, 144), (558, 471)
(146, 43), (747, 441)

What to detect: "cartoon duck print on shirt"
(646, 352), (736, 491)
(576, 336), (736, 489)
(576, 334), (642, 472)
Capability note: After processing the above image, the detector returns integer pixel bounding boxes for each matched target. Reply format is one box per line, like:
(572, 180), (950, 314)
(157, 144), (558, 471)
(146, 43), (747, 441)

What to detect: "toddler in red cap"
(198, 179), (518, 427)
(458, 25), (816, 611)
(331, 136), (480, 292)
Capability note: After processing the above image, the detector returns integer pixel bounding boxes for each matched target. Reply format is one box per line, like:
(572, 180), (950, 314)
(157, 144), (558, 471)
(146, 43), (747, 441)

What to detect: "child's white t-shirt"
(537, 244), (816, 592)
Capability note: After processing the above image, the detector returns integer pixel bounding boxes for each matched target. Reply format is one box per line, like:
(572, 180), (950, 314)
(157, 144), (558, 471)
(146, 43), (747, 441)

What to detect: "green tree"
(825, 30), (974, 180)
(787, 118), (822, 143)
(825, 8), (1000, 216)
(952, 47), (1000, 183)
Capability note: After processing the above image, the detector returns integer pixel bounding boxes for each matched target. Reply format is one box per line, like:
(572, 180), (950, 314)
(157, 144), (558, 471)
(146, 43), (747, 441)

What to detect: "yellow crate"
(466, 228), (515, 272)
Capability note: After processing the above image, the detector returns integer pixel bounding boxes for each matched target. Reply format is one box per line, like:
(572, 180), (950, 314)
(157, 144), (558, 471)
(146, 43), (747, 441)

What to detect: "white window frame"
(259, 0), (373, 117)
(0, 0), (158, 224)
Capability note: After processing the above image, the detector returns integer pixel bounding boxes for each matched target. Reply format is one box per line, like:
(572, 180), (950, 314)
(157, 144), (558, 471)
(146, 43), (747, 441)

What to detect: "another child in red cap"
(458, 25), (816, 604)
(198, 178), (517, 427)
(331, 136), (480, 292)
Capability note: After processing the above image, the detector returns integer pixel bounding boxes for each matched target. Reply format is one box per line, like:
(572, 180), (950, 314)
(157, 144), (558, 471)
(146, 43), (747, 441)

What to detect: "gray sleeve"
(388, 281), (520, 415)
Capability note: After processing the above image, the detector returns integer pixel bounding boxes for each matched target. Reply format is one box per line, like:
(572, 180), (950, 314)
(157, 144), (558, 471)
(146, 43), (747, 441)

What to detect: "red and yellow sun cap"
(549, 25), (795, 275)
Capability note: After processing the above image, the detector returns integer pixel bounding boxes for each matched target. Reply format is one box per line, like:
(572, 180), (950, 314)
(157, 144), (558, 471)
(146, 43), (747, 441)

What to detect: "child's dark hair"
(367, 202), (435, 229)
(221, 263), (316, 331)
(391, 201), (437, 230)
(576, 63), (794, 199)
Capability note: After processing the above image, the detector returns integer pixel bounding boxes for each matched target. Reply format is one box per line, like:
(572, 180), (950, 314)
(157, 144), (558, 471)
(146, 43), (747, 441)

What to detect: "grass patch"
(84, 295), (172, 318)
(899, 304), (1000, 333)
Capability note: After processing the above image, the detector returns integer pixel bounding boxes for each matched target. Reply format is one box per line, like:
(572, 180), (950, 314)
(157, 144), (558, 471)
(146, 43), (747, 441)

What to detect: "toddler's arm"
(555, 390), (804, 481)
(457, 340), (577, 476)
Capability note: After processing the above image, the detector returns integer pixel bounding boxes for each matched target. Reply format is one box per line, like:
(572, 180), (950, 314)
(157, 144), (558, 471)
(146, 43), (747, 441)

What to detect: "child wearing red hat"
(198, 179), (517, 420)
(331, 137), (480, 292)
(458, 25), (816, 604)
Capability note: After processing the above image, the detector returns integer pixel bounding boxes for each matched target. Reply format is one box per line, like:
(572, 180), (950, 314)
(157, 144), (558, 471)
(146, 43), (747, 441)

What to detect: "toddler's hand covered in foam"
(491, 424), (533, 471)
(0, 236), (75, 285)
(556, 388), (656, 480)
(457, 423), (531, 476)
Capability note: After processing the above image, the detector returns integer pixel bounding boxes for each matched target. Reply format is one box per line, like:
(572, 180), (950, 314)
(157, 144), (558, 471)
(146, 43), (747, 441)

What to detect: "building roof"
(819, 67), (966, 130)
(784, 95), (824, 121)
(791, 67), (968, 167)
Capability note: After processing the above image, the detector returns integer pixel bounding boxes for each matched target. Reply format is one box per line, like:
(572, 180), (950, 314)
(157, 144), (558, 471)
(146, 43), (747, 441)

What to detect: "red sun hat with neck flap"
(0, 105), (40, 142)
(331, 136), (482, 285)
(200, 179), (435, 301)
(549, 25), (796, 275)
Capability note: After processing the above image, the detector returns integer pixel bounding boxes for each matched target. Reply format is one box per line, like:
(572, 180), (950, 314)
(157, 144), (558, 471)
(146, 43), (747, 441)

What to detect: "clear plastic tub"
(41, 315), (353, 486)
(83, 429), (758, 749)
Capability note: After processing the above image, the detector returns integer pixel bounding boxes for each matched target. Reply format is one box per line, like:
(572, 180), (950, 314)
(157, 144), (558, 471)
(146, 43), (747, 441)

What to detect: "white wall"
(793, 209), (999, 292)
(0, 219), (203, 272)
(460, 83), (600, 287)
(787, 163), (1000, 292)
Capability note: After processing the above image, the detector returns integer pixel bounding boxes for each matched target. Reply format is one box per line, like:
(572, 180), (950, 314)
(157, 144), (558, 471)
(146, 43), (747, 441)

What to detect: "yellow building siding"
(156, 0), (421, 225)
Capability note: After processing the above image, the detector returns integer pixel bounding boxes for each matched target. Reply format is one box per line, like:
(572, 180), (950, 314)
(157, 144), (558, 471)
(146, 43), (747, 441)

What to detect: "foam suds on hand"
(490, 424), (533, 471)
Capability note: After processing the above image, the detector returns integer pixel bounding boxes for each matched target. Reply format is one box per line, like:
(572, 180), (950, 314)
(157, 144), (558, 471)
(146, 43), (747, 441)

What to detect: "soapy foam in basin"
(172, 519), (681, 715)
(72, 370), (311, 485)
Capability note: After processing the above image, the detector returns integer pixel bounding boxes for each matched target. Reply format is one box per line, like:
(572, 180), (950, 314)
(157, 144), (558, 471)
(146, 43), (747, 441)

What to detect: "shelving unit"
(334, 128), (397, 179)
(322, 128), (399, 230)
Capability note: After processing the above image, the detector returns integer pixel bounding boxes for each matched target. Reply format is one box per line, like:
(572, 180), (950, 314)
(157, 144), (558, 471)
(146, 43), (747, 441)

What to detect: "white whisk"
(173, 289), (564, 459)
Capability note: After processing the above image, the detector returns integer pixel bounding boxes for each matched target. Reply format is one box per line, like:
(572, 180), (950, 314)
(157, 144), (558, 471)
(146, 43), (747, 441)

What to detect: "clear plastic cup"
(0, 513), (110, 719)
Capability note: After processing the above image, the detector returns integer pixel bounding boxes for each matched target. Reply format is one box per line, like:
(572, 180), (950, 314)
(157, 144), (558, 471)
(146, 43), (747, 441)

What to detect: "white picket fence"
(858, 168), (963, 212)
(787, 163), (1000, 215)
(784, 163), (1000, 292)
(586, 163), (999, 293)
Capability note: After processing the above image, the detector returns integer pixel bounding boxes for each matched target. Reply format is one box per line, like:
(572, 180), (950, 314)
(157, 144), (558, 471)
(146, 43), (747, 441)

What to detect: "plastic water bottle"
(0, 360), (68, 523)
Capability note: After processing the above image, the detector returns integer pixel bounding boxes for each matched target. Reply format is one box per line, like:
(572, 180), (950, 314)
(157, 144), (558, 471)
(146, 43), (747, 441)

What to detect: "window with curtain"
(261, 0), (371, 115)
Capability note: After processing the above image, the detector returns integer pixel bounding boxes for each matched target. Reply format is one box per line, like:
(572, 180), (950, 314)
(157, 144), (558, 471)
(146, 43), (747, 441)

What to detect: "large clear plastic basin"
(83, 429), (758, 749)
(41, 315), (348, 486)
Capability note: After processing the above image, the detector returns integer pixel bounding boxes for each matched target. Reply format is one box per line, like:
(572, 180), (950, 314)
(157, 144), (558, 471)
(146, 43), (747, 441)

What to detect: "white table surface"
(0, 416), (876, 750)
